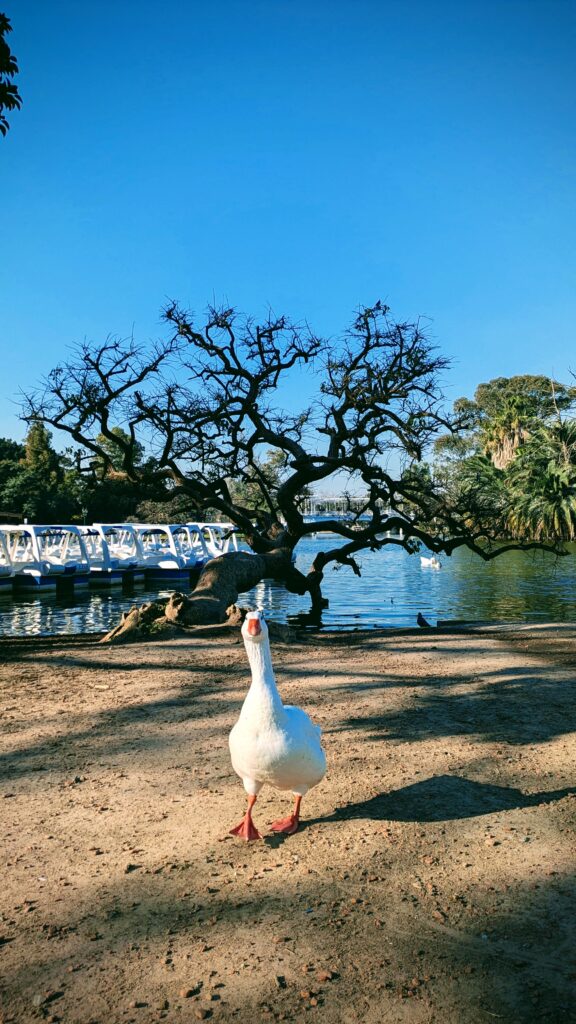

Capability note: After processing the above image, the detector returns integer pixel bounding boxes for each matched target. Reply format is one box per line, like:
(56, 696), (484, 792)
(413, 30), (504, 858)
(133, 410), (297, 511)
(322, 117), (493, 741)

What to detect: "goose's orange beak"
(247, 617), (262, 636)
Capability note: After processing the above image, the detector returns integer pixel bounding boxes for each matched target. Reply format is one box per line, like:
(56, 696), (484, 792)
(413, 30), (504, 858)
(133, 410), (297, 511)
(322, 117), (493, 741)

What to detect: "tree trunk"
(100, 548), (303, 644)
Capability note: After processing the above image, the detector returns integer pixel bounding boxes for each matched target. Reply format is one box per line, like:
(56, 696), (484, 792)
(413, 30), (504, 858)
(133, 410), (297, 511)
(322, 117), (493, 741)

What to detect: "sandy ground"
(1, 622), (575, 1024)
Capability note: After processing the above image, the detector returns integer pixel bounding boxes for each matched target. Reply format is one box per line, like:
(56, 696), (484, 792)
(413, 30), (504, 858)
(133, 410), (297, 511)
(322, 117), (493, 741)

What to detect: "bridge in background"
(301, 494), (392, 519)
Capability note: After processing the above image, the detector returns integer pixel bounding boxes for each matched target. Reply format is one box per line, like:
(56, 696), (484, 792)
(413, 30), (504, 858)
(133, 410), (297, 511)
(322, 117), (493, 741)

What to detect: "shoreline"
(1, 616), (576, 657)
(1, 624), (575, 1022)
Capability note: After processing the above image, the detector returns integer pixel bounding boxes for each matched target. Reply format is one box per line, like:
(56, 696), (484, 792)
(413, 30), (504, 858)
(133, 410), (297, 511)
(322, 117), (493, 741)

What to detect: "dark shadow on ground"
(337, 662), (575, 746)
(2, 856), (575, 1023)
(0, 688), (230, 782)
(307, 775), (576, 825)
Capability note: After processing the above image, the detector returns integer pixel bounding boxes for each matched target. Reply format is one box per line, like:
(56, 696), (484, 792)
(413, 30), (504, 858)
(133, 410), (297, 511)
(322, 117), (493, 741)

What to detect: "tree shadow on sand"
(3, 847), (575, 1023)
(307, 774), (576, 825)
(336, 659), (576, 746)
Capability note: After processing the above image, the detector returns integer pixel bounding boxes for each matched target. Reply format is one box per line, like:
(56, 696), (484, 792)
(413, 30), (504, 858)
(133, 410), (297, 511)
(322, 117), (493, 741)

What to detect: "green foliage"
(436, 381), (576, 545)
(0, 425), (134, 523)
(25, 421), (61, 475)
(228, 449), (298, 515)
(449, 454), (510, 535)
(507, 421), (576, 542)
(64, 426), (154, 521)
(0, 437), (24, 462)
(134, 494), (206, 524)
(439, 375), (576, 470)
(1, 465), (76, 522)
(473, 375), (575, 422)
(0, 13), (21, 137)
(80, 476), (137, 523)
(435, 374), (576, 542)
(0, 436), (24, 497)
(0, 425), (196, 525)
(0, 424), (77, 521)
(94, 427), (145, 473)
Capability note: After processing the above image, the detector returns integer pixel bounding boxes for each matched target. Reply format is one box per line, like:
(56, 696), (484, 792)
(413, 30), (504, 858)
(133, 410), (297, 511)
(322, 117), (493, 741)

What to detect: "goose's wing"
(283, 704), (322, 739)
(283, 704), (326, 789)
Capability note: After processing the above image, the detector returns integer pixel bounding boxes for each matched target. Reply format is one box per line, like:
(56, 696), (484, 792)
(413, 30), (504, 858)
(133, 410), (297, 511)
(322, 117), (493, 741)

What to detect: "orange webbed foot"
(269, 814), (300, 835)
(229, 814), (262, 841)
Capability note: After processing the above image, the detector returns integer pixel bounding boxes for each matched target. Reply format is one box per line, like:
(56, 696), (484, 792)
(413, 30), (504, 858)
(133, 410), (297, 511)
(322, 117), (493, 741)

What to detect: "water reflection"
(445, 546), (575, 624)
(0, 584), (174, 639)
(0, 538), (574, 637)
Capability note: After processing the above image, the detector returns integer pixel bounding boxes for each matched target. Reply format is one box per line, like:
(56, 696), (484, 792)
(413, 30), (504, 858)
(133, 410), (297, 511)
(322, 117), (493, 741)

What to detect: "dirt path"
(1, 624), (575, 1023)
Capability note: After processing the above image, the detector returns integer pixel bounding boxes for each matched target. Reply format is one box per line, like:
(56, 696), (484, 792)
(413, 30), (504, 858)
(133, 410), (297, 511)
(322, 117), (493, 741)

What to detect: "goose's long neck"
(242, 637), (284, 719)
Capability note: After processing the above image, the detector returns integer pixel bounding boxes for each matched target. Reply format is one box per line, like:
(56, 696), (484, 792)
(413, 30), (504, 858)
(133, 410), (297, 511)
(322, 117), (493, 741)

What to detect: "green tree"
(507, 421), (576, 542)
(228, 448), (310, 522)
(0, 425), (81, 522)
(2, 465), (78, 523)
(0, 436), (24, 486)
(0, 436), (25, 518)
(74, 427), (155, 521)
(0, 13), (21, 137)
(435, 376), (576, 544)
(438, 375), (576, 469)
(134, 493), (206, 524)
(446, 454), (510, 535)
(24, 421), (61, 474)
(0, 437), (24, 462)
(94, 427), (145, 473)
(82, 474), (155, 524)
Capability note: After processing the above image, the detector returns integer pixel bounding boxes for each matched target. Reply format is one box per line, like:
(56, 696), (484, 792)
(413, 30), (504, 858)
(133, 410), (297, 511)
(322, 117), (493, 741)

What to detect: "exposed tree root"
(100, 549), (301, 644)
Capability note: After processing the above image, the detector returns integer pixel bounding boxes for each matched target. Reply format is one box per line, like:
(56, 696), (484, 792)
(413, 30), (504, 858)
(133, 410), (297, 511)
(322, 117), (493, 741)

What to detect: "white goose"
(228, 609), (326, 840)
(420, 555), (441, 569)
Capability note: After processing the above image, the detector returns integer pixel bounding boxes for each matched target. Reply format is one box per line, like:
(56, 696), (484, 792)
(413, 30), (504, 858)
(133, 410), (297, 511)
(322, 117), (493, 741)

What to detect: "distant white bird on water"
(228, 610), (326, 840)
(420, 555), (441, 569)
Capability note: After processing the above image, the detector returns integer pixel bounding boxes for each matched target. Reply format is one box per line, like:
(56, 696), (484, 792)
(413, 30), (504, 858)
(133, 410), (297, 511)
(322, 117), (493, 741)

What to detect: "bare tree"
(22, 302), (564, 641)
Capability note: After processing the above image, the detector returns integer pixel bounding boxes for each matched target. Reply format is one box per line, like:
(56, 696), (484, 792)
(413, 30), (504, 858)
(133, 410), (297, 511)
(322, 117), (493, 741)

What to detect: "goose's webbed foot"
(229, 814), (262, 841)
(269, 813), (299, 835)
(229, 793), (261, 841)
(270, 795), (302, 835)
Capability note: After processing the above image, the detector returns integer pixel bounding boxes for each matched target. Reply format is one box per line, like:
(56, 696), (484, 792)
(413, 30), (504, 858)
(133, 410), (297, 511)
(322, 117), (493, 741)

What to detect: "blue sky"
(1, 0), (575, 445)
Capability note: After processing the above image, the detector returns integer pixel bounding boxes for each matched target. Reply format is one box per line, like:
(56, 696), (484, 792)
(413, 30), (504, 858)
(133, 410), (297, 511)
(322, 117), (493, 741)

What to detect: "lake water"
(0, 536), (574, 637)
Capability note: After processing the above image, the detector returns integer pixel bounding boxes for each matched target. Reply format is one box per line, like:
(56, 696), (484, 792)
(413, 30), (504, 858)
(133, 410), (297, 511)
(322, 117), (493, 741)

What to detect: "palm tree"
(480, 394), (532, 470)
(447, 454), (510, 536)
(507, 421), (576, 542)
